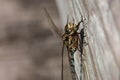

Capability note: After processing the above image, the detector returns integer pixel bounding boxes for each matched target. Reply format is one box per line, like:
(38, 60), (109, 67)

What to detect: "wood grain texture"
(56, 0), (120, 80)
(0, 0), (119, 80)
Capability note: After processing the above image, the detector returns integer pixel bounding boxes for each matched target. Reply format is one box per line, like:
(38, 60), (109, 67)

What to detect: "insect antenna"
(44, 8), (65, 80)
(44, 8), (62, 37)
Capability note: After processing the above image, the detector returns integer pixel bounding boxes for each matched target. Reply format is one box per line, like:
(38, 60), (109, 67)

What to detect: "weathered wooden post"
(56, 0), (120, 80)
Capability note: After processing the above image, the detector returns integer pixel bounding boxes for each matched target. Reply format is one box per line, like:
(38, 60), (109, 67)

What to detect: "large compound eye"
(65, 28), (71, 34)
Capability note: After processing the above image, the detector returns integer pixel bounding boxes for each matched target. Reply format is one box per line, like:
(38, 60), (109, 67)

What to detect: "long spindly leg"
(61, 42), (64, 80)
(78, 31), (88, 80)
(44, 8), (62, 37)
(76, 18), (86, 29)
(78, 29), (88, 46)
(78, 34), (82, 53)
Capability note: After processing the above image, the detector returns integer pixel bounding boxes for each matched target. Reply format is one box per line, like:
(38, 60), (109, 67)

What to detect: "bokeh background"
(0, 0), (67, 80)
(0, 0), (120, 80)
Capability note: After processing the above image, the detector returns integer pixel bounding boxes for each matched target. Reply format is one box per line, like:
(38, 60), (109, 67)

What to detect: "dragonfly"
(44, 8), (86, 80)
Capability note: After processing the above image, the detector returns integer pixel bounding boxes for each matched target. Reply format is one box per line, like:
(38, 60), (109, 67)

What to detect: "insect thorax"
(62, 22), (79, 53)
(64, 23), (78, 35)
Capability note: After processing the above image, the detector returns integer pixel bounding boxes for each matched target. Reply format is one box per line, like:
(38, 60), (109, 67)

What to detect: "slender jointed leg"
(61, 42), (64, 80)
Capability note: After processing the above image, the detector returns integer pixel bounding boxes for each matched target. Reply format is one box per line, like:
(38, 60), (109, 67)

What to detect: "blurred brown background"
(0, 0), (120, 80)
(0, 0), (65, 80)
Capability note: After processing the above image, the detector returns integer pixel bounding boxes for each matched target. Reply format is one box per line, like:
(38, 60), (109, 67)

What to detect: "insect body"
(63, 23), (79, 80)
(62, 21), (84, 80)
(63, 23), (79, 52)
(44, 8), (85, 80)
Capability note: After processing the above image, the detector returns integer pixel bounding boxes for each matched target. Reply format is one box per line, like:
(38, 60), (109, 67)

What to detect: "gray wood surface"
(56, 0), (120, 80)
(0, 0), (119, 80)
